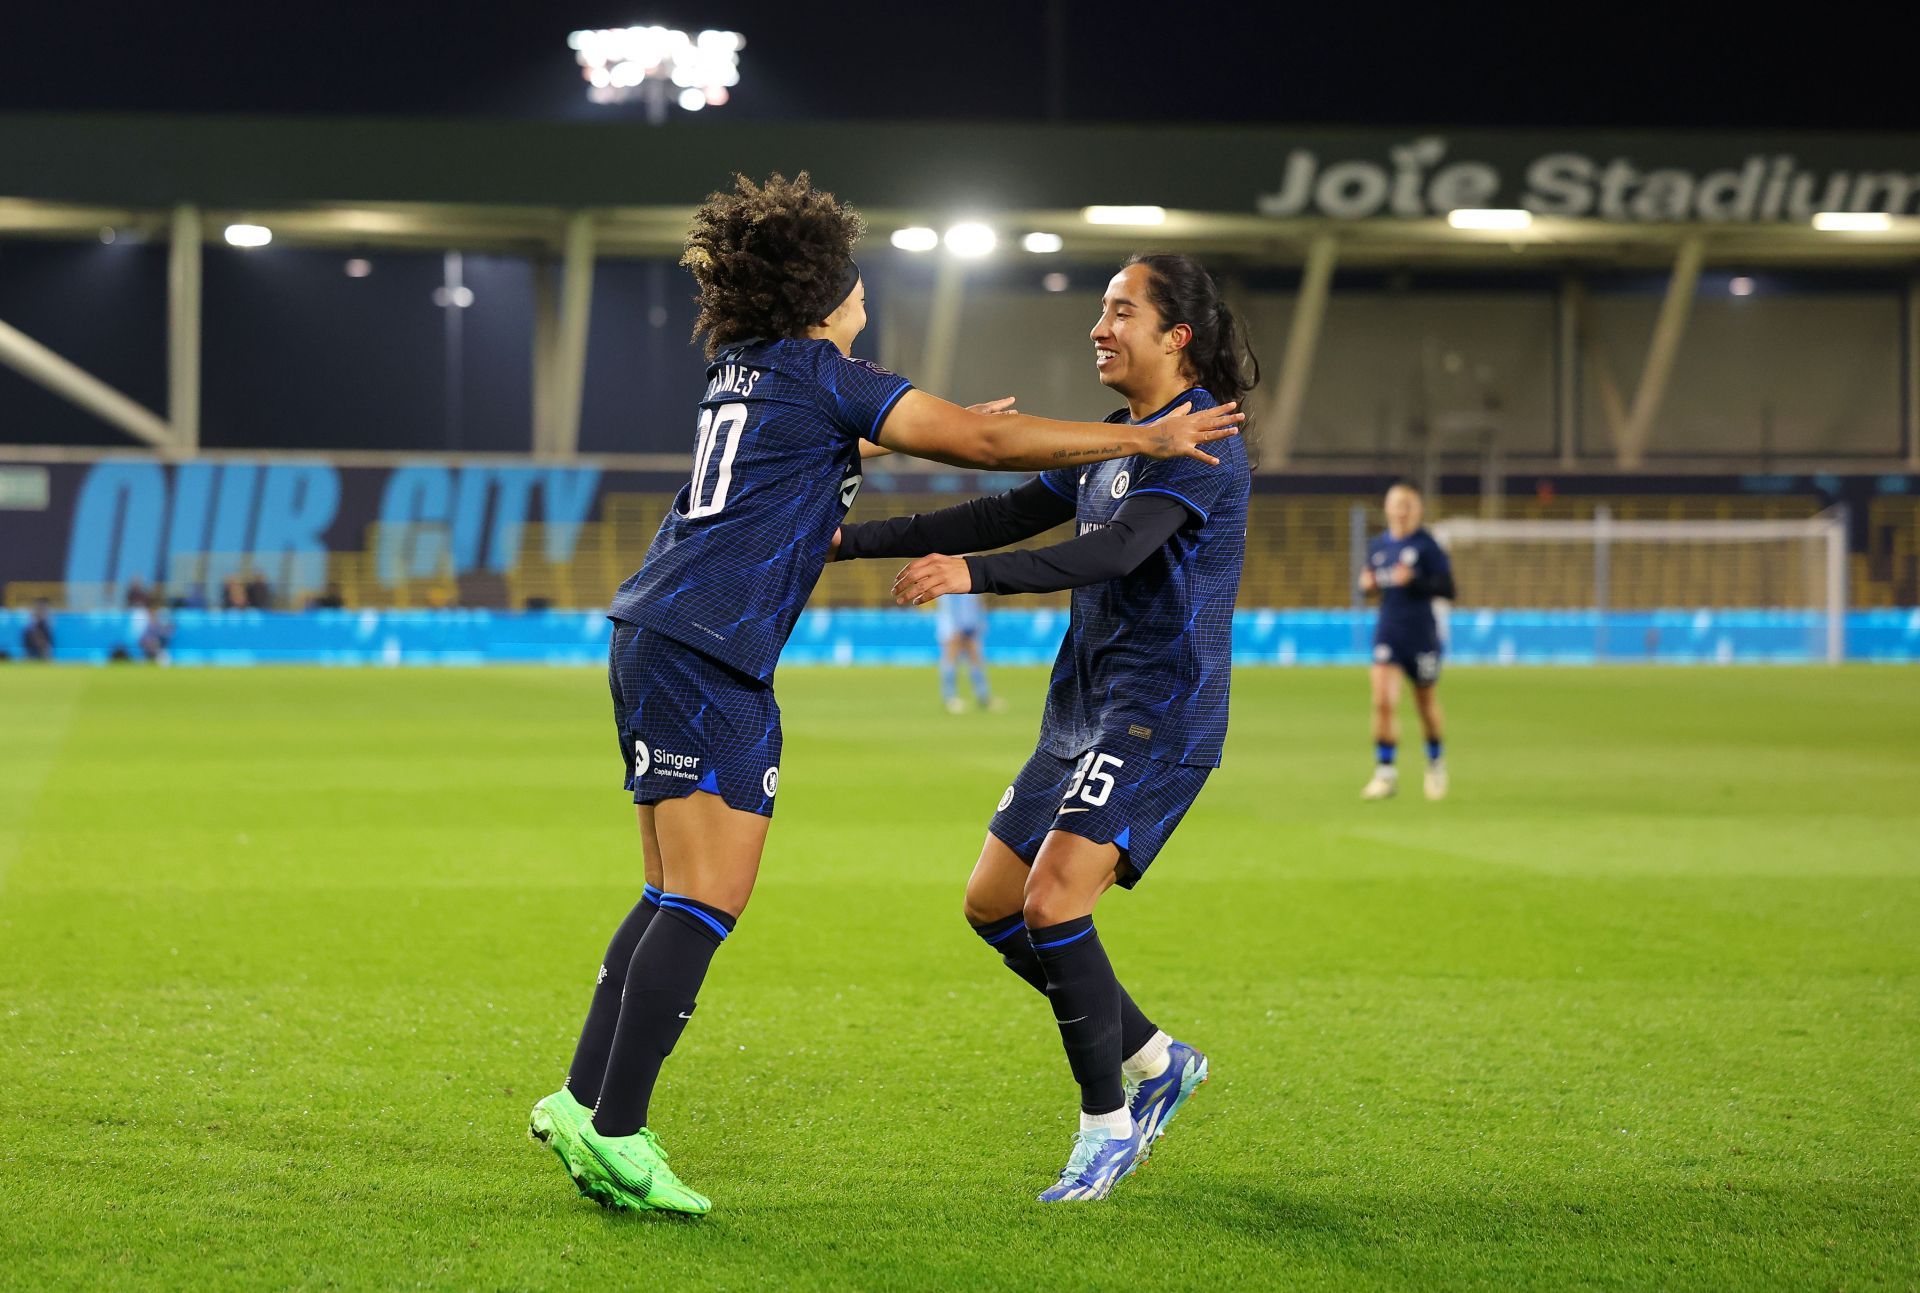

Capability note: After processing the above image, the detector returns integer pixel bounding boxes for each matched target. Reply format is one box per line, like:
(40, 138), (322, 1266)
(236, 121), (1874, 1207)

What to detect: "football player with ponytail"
(836, 253), (1258, 1202)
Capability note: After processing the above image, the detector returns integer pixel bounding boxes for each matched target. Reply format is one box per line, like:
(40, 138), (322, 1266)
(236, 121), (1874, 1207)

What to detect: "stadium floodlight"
(344, 258), (373, 278)
(1042, 272), (1070, 293)
(1729, 276), (1755, 296)
(1447, 209), (1532, 230)
(568, 26), (743, 120)
(1082, 205), (1165, 226)
(1812, 211), (1892, 232)
(1022, 232), (1064, 253)
(890, 227), (939, 252)
(943, 223), (997, 257)
(224, 224), (272, 248)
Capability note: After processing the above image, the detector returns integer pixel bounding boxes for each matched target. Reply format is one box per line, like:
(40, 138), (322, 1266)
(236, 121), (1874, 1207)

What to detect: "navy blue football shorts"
(1373, 636), (1443, 686)
(608, 620), (782, 817)
(988, 735), (1212, 886)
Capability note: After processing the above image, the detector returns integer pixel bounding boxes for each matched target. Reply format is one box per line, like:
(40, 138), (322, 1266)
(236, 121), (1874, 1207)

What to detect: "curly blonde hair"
(681, 172), (865, 358)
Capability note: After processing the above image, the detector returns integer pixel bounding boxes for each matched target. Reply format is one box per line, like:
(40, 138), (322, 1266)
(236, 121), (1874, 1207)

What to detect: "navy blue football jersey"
(1033, 387), (1249, 767)
(608, 338), (912, 682)
(1368, 527), (1452, 649)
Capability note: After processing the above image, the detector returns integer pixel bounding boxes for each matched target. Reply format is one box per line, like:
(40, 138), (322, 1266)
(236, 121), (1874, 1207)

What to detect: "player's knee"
(962, 885), (1008, 928)
(1021, 877), (1086, 930)
(1021, 890), (1060, 930)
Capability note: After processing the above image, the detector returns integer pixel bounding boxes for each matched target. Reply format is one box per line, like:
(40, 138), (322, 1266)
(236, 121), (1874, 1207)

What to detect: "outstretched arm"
(859, 396), (1016, 461)
(874, 389), (1240, 471)
(889, 493), (1192, 603)
(838, 477), (1074, 561)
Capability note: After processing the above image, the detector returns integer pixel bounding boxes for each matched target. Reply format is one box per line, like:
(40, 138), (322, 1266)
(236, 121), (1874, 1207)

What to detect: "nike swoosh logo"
(677, 1012), (694, 1019)
(1058, 807), (1091, 815)
(1056, 1015), (1088, 1025)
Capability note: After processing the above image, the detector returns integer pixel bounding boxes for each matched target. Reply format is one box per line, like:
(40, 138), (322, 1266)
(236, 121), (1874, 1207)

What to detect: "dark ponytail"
(1125, 252), (1261, 453)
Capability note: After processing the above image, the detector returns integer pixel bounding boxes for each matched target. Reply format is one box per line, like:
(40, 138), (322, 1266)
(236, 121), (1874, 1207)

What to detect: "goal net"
(1426, 507), (1849, 664)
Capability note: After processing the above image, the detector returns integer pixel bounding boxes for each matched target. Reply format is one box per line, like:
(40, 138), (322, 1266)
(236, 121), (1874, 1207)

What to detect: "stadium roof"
(4, 115), (1917, 466)
(5, 115), (1920, 267)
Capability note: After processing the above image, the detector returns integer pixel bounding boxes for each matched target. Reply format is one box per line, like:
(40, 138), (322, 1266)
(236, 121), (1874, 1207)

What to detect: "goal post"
(1424, 506), (1849, 664)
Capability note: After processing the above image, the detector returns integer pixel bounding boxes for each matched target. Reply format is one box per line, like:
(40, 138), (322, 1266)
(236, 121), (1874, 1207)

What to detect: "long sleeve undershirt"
(837, 480), (1196, 596)
(965, 492), (1191, 594)
(837, 478), (1074, 560)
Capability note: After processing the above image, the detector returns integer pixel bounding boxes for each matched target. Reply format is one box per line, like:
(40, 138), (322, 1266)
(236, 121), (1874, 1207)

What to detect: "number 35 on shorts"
(1063, 751), (1125, 808)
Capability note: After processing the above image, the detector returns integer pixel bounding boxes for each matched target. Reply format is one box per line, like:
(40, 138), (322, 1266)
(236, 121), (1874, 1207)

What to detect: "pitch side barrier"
(2, 606), (1916, 666)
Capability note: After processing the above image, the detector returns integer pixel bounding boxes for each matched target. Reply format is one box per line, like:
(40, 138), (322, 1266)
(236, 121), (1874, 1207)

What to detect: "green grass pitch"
(2, 664), (1916, 1291)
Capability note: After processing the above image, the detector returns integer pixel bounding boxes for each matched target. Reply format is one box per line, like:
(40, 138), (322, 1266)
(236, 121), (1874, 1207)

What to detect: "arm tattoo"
(1051, 442), (1126, 462)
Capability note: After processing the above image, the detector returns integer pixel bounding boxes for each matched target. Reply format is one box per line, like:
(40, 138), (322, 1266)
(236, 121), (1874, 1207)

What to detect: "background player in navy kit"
(528, 175), (1244, 1215)
(1358, 483), (1455, 801)
(835, 254), (1255, 1201)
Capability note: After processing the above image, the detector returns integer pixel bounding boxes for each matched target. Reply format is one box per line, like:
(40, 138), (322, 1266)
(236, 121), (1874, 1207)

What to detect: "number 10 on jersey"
(688, 402), (748, 518)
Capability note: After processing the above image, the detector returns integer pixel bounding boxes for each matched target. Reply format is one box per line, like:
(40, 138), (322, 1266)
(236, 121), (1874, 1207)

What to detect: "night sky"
(4, 1), (1914, 132)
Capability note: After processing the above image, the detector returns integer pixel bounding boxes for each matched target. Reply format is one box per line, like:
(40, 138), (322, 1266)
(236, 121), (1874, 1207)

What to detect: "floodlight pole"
(920, 255), (967, 400)
(1262, 233), (1338, 469)
(1556, 275), (1581, 467)
(0, 315), (174, 449)
(531, 256), (558, 454)
(1904, 276), (1920, 469)
(169, 203), (202, 453)
(1619, 236), (1704, 469)
(550, 212), (597, 458)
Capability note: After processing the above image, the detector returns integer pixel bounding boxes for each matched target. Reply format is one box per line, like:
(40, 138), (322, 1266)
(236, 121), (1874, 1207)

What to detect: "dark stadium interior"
(4, 1), (1915, 131)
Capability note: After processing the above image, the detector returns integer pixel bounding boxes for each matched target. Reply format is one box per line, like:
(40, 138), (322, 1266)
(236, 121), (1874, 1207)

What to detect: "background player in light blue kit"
(527, 174), (1244, 1216)
(837, 254), (1256, 1202)
(1358, 483), (1455, 801)
(934, 593), (998, 712)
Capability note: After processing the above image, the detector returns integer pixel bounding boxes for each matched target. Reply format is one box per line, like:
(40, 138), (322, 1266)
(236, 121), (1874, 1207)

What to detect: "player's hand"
(892, 554), (971, 605)
(1390, 564), (1414, 587)
(1137, 401), (1242, 465)
(967, 396), (1018, 416)
(828, 526), (843, 562)
(1358, 568), (1377, 593)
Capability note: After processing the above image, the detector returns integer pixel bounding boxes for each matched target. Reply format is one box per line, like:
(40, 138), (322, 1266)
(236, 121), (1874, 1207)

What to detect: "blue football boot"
(1036, 1122), (1148, 1202)
(1129, 1040), (1209, 1154)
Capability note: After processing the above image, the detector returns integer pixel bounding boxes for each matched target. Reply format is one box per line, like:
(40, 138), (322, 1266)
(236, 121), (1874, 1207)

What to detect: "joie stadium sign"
(1255, 136), (1920, 222)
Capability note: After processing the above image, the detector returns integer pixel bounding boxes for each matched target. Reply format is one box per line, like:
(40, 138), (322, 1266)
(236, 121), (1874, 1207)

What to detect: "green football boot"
(528, 1088), (599, 1192)
(528, 1087), (591, 1152)
(574, 1122), (712, 1215)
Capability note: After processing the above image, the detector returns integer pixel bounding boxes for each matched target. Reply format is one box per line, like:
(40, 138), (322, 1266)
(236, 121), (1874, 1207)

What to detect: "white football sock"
(1079, 1106), (1133, 1137)
(1123, 1029), (1172, 1081)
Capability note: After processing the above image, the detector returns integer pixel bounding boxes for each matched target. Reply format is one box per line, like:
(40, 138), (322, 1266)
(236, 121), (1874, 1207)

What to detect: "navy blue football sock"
(1426, 738), (1444, 762)
(564, 884), (660, 1108)
(591, 892), (735, 1137)
(1376, 741), (1397, 766)
(974, 913), (1046, 991)
(1028, 916), (1126, 1115)
(972, 913), (1157, 1057)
